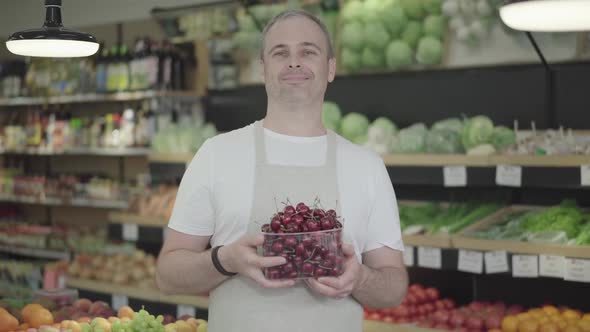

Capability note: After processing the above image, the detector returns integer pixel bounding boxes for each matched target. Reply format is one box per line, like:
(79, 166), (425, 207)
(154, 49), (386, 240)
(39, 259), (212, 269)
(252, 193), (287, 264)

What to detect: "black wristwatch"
(211, 245), (237, 276)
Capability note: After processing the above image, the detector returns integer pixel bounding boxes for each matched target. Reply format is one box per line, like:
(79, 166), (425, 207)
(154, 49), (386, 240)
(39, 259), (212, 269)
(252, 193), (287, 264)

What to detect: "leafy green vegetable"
(401, 0), (426, 19)
(385, 40), (413, 69)
(402, 21), (424, 49)
(425, 128), (463, 154)
(361, 47), (386, 68)
(491, 126), (516, 150)
(341, 22), (365, 51)
(380, 1), (408, 37)
(416, 36), (443, 65)
(341, 112), (370, 142)
(522, 200), (584, 239)
(423, 15), (445, 38)
(342, 48), (362, 72)
(364, 22), (391, 50)
(396, 123), (427, 153)
(341, 0), (365, 22)
(461, 115), (494, 150)
(422, 0), (443, 14)
(431, 118), (463, 133)
(322, 101), (342, 133)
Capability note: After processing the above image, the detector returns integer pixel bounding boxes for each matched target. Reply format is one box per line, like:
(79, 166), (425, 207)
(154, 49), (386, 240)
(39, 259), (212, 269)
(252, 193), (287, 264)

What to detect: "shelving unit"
(0, 91), (198, 107)
(0, 194), (129, 209)
(0, 244), (70, 260)
(108, 212), (168, 227)
(0, 147), (151, 157)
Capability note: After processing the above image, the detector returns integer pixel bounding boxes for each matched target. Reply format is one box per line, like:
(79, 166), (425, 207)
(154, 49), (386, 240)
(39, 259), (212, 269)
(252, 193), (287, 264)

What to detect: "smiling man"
(156, 10), (408, 332)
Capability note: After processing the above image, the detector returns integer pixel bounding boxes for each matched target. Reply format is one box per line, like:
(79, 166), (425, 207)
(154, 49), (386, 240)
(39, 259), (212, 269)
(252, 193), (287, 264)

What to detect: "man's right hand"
(217, 234), (295, 288)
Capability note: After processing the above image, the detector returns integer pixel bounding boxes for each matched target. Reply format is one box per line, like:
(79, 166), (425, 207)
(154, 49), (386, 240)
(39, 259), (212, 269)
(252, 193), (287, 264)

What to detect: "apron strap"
(255, 120), (337, 167)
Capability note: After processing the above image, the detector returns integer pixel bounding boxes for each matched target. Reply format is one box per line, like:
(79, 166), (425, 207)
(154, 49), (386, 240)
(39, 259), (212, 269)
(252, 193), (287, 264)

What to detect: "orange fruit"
(544, 306), (560, 316)
(117, 306), (134, 319)
(577, 320), (590, 332)
(563, 326), (581, 332)
(563, 310), (582, 320)
(108, 316), (120, 323)
(537, 317), (550, 324)
(539, 323), (559, 332)
(559, 321), (570, 330)
(583, 314), (590, 321)
(20, 304), (43, 323)
(518, 313), (533, 322)
(0, 311), (19, 332)
(17, 322), (29, 330)
(519, 320), (539, 332)
(28, 308), (53, 328)
(489, 329), (502, 332)
(503, 316), (520, 332)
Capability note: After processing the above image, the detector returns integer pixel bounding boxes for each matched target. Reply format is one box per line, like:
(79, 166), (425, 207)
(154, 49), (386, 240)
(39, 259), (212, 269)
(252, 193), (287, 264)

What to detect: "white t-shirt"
(168, 122), (404, 256)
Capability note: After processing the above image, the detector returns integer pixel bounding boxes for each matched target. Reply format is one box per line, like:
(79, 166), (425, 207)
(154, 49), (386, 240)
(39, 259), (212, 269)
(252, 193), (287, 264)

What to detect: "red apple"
(433, 310), (450, 324)
(466, 317), (484, 330)
(435, 300), (446, 310)
(368, 312), (382, 321)
(425, 287), (440, 301)
(506, 304), (524, 315)
(485, 313), (503, 330)
(73, 298), (92, 312)
(443, 299), (456, 309)
(434, 323), (452, 330)
(383, 315), (394, 324)
(449, 311), (466, 328)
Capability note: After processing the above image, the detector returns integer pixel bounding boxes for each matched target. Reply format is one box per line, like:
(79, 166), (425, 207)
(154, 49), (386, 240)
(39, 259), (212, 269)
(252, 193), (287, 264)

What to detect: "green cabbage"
(341, 0), (365, 22)
(341, 112), (370, 141)
(431, 118), (463, 133)
(361, 47), (386, 68)
(380, 1), (408, 37)
(372, 117), (398, 137)
(397, 123), (427, 153)
(461, 115), (494, 150)
(402, 21), (423, 49)
(341, 22), (365, 51)
(322, 101), (342, 132)
(416, 36), (443, 65)
(361, 0), (383, 24)
(491, 126), (516, 150)
(423, 15), (445, 38)
(386, 40), (413, 69)
(426, 129), (463, 154)
(364, 22), (391, 50)
(401, 0), (426, 19)
(423, 0), (443, 14)
(341, 48), (362, 72)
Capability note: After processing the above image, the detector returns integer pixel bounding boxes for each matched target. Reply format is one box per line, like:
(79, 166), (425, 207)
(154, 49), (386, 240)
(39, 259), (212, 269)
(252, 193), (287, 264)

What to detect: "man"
(156, 10), (408, 332)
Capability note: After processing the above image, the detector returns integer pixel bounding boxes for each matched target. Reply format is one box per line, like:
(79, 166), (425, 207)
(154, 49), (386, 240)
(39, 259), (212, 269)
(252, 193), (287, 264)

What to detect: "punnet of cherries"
(260, 200), (344, 280)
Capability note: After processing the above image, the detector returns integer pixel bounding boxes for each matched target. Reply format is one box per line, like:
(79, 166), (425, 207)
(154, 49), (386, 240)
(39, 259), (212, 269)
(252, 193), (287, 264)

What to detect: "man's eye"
(273, 51), (287, 57)
(304, 50), (317, 55)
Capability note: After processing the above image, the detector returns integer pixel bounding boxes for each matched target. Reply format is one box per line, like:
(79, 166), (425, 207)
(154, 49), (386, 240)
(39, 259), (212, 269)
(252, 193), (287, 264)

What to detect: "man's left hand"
(305, 244), (364, 298)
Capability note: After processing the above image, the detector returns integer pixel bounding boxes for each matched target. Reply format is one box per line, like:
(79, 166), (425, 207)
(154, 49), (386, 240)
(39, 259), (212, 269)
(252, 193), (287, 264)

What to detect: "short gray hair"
(260, 9), (335, 60)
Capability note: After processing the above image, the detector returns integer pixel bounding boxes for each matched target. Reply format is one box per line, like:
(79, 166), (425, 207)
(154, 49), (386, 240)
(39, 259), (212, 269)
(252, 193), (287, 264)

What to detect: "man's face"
(261, 16), (336, 105)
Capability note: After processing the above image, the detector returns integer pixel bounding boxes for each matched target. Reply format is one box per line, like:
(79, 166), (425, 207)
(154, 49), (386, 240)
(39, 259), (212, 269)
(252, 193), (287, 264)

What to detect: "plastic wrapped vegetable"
(322, 101), (342, 133)
(425, 129), (463, 154)
(491, 126), (516, 150)
(341, 112), (370, 142)
(431, 117), (464, 134)
(365, 117), (398, 154)
(396, 123), (428, 153)
(416, 36), (443, 65)
(461, 115), (494, 150)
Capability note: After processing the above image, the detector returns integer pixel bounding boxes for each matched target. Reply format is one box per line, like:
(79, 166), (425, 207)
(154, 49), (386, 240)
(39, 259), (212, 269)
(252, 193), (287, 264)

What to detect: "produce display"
(467, 200), (590, 246)
(67, 251), (156, 288)
(364, 283), (456, 323)
(0, 298), (209, 332)
(340, 0), (446, 73)
(0, 260), (43, 299)
(127, 185), (178, 221)
(442, 0), (503, 47)
(497, 305), (590, 332)
(399, 201), (501, 235)
(260, 201), (344, 279)
(505, 128), (590, 156)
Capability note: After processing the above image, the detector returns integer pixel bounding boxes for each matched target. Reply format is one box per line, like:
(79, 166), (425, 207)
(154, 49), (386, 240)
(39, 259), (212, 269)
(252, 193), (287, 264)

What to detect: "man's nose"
(288, 54), (301, 68)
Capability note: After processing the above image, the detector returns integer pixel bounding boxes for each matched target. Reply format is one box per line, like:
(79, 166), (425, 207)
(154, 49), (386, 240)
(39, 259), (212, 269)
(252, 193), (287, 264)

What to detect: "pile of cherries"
(261, 201), (344, 280)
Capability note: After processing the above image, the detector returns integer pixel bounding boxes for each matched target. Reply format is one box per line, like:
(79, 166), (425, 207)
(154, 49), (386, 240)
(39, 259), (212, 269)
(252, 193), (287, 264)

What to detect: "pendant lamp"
(6, 0), (99, 58)
(499, 0), (590, 32)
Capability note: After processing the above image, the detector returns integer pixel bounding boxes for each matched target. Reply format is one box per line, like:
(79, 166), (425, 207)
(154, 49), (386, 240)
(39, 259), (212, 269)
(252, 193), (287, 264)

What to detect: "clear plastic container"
(261, 228), (344, 280)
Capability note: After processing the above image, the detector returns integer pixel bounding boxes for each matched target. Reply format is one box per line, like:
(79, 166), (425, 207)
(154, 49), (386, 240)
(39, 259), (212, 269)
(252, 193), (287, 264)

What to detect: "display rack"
(0, 91), (199, 107)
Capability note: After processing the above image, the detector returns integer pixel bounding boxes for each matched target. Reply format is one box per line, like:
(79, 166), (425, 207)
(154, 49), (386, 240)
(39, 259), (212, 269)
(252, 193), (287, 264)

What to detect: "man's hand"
(305, 244), (364, 298)
(219, 234), (295, 289)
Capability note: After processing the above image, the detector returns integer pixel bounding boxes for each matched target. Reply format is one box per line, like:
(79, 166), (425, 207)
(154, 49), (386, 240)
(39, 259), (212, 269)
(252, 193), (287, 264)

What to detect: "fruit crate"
(452, 205), (590, 259)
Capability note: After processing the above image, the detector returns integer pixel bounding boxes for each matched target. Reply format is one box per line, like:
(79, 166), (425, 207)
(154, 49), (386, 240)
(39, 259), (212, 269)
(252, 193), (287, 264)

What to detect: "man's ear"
(328, 57), (337, 83)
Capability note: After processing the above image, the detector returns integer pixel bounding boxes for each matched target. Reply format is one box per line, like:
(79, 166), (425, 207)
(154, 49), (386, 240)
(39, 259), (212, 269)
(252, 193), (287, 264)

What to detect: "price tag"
(512, 255), (538, 278)
(458, 250), (483, 274)
(122, 224), (139, 241)
(418, 247), (442, 269)
(112, 294), (128, 310)
(443, 166), (467, 187)
(485, 251), (509, 274)
(539, 255), (565, 278)
(57, 274), (67, 289)
(564, 258), (590, 283)
(496, 165), (522, 187)
(581, 165), (590, 186)
(177, 305), (196, 319)
(403, 245), (414, 267)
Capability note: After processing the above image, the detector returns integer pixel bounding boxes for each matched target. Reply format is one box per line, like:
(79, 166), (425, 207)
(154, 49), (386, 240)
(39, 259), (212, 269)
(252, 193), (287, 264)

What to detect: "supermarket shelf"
(382, 154), (490, 166)
(0, 147), (151, 157)
(0, 244), (70, 260)
(363, 321), (439, 332)
(66, 278), (209, 309)
(0, 91), (199, 107)
(0, 194), (128, 209)
(148, 152), (194, 164)
(108, 212), (168, 227)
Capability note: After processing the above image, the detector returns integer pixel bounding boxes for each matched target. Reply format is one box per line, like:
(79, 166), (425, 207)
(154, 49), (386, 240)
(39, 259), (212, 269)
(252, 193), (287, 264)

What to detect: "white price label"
(122, 224), (139, 241)
(564, 258), (590, 283)
(403, 245), (414, 267)
(177, 305), (196, 319)
(485, 251), (509, 274)
(443, 166), (467, 187)
(512, 255), (538, 278)
(418, 247), (442, 269)
(58, 274), (67, 288)
(539, 255), (565, 278)
(496, 165), (522, 187)
(458, 250), (483, 274)
(112, 294), (128, 310)
(581, 165), (590, 186)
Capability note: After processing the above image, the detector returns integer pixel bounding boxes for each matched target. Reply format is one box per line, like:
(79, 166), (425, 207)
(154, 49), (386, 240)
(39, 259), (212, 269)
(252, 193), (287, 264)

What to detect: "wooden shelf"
(382, 154), (490, 166)
(108, 212), (168, 227)
(363, 321), (440, 332)
(0, 244), (70, 260)
(0, 91), (199, 107)
(0, 194), (128, 209)
(66, 278), (209, 309)
(0, 147), (150, 157)
(489, 154), (590, 167)
(148, 153), (194, 164)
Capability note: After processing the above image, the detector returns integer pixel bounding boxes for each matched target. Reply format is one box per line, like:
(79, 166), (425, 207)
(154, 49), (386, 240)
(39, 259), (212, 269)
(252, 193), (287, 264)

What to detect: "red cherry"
(271, 241), (284, 254)
(314, 267), (327, 277)
(301, 235), (313, 247)
(282, 262), (295, 273)
(295, 243), (306, 256)
(302, 262), (314, 274)
(284, 206), (296, 215)
(270, 218), (281, 232)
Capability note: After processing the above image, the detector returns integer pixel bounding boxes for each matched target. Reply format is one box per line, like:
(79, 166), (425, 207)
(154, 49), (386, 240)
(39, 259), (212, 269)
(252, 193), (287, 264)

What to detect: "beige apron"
(207, 120), (363, 332)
